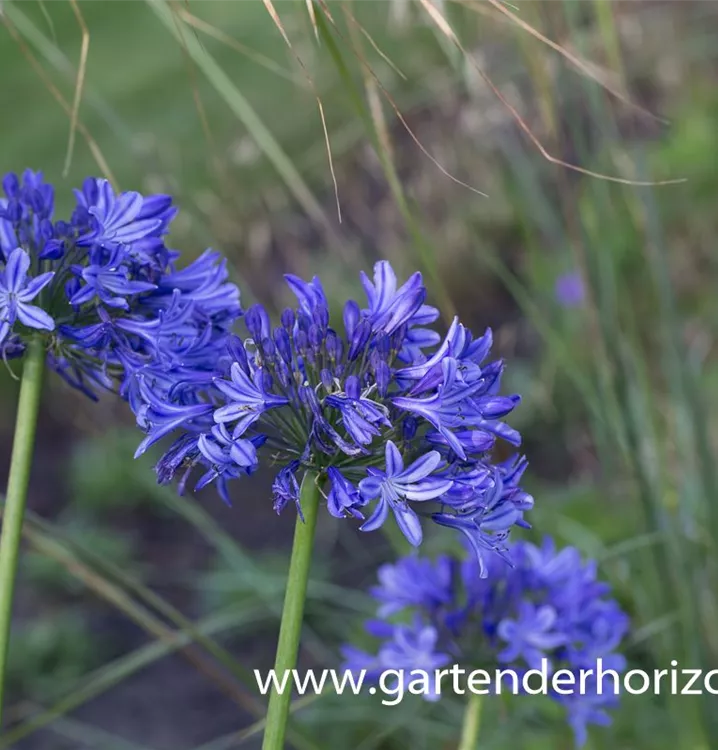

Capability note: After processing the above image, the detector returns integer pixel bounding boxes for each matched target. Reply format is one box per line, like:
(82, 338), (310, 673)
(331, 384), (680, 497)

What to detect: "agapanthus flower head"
(342, 538), (629, 747)
(140, 259), (532, 568)
(0, 169), (241, 401)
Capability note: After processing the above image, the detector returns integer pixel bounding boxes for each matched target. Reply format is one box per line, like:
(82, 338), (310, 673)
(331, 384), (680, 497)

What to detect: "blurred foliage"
(7, 611), (100, 700)
(68, 432), (156, 513)
(24, 516), (137, 595)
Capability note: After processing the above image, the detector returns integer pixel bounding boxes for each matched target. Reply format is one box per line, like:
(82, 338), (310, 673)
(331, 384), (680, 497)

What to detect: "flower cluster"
(1, 168), (531, 567)
(0, 169), (240, 399)
(138, 261), (533, 567)
(342, 538), (629, 746)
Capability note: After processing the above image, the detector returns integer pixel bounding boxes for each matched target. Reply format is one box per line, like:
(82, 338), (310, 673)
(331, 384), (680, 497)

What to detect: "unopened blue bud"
(348, 319), (371, 360)
(308, 324), (323, 350)
(294, 328), (308, 355)
(227, 336), (250, 375)
(402, 416), (418, 440)
(325, 330), (341, 360)
(313, 304), (329, 330)
(280, 308), (295, 330)
(274, 327), (293, 364)
(320, 368), (334, 390)
(375, 361), (390, 397)
(2, 172), (19, 198)
(5, 200), (22, 223)
(261, 337), (276, 360)
(245, 304), (270, 342)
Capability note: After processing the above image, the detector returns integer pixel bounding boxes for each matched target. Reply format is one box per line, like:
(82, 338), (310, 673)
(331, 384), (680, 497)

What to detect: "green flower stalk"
(0, 336), (45, 724)
(262, 473), (321, 750)
(458, 693), (483, 750)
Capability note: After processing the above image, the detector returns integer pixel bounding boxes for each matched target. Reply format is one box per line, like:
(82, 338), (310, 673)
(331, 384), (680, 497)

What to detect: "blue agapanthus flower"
(342, 538), (629, 747)
(136, 260), (533, 566)
(0, 169), (240, 400)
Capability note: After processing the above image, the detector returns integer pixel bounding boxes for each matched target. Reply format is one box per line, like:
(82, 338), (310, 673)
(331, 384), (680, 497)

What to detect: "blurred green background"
(1, 1), (717, 748)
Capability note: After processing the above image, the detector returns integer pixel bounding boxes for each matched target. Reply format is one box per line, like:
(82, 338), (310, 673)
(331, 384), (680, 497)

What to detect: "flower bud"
(348, 319), (371, 360)
(274, 327), (293, 364)
(280, 307), (295, 330)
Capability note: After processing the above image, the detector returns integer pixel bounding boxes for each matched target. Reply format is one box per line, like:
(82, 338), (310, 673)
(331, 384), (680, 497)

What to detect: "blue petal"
(406, 328), (441, 348)
(345, 375), (361, 400)
(401, 477), (453, 502)
(111, 218), (163, 243)
(373, 261), (397, 311)
(230, 439), (258, 468)
(229, 413), (262, 437)
(360, 497), (389, 532)
(68, 284), (97, 307)
(392, 503), (423, 546)
(534, 605), (557, 630)
(396, 317), (460, 380)
(385, 440), (403, 477)
(358, 475), (384, 501)
(343, 300), (360, 337)
(376, 273), (425, 334)
(213, 402), (257, 423)
(195, 469), (219, 491)
(410, 304), (440, 326)
(16, 303), (55, 331)
(4, 247), (29, 293)
(396, 450), (441, 483)
(481, 503), (521, 531)
(438, 427), (468, 461)
(17, 271), (54, 302)
(106, 191), (142, 226)
(198, 433), (227, 465)
(0, 319), (11, 344)
(359, 271), (376, 309)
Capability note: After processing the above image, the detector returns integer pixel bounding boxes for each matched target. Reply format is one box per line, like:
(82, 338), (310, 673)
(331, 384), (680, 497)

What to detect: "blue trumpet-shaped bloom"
(358, 442), (453, 546)
(135, 257), (531, 565)
(497, 602), (568, 669)
(214, 362), (290, 436)
(325, 375), (390, 445)
(343, 538), (629, 747)
(326, 467), (366, 520)
(272, 461), (303, 517)
(75, 177), (175, 247)
(0, 169), (241, 409)
(344, 621), (451, 702)
(360, 263), (427, 336)
(0, 247), (55, 342)
(1, 168), (532, 566)
(197, 424), (259, 495)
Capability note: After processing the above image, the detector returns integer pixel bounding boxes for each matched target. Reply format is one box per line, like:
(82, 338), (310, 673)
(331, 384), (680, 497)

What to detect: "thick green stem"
(261, 472), (320, 750)
(458, 693), (483, 750)
(0, 337), (45, 725)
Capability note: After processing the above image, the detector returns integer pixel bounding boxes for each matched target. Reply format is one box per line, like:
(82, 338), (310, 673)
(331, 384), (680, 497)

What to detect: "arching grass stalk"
(458, 693), (483, 750)
(261, 472), (321, 750)
(0, 336), (45, 725)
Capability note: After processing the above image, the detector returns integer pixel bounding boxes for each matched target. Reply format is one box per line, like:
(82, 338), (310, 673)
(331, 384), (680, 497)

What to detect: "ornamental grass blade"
(3, 2), (134, 144)
(62, 0), (90, 177)
(147, 0), (333, 237)
(261, 0), (341, 221)
(315, 7), (457, 323)
(2, 9), (116, 186)
(0, 609), (259, 749)
(418, 0), (684, 187)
